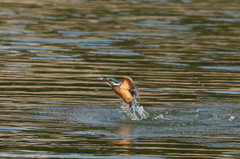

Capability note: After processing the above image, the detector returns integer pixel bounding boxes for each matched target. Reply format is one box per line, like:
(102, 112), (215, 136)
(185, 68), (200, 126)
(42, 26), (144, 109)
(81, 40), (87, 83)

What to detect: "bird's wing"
(121, 76), (140, 98)
(121, 76), (134, 90)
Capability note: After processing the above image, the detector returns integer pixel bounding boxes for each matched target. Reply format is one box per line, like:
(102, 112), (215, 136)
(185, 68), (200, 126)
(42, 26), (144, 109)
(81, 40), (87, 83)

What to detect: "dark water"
(0, 0), (240, 158)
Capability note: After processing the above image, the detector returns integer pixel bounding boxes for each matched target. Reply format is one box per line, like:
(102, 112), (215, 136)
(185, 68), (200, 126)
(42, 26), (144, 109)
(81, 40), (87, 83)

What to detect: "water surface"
(0, 0), (239, 158)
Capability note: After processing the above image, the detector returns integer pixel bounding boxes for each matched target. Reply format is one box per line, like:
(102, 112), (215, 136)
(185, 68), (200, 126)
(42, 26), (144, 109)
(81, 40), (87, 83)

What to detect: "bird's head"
(102, 78), (121, 87)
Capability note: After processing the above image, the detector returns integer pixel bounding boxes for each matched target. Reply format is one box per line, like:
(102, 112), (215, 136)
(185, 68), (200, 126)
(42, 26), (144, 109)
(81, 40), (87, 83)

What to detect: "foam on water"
(120, 102), (149, 120)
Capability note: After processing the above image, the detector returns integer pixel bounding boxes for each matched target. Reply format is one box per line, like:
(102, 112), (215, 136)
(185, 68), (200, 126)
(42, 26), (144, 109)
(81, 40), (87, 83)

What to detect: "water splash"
(120, 102), (149, 120)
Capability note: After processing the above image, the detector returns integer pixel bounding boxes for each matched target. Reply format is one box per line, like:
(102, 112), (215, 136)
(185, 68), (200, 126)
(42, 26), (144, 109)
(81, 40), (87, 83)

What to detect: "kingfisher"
(99, 76), (139, 113)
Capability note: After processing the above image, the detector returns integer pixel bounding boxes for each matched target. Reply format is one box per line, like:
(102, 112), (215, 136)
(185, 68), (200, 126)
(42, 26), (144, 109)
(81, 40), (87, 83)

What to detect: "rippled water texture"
(0, 0), (240, 158)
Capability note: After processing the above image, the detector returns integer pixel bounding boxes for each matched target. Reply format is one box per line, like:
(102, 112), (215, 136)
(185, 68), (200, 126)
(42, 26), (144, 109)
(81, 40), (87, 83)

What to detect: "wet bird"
(99, 76), (139, 113)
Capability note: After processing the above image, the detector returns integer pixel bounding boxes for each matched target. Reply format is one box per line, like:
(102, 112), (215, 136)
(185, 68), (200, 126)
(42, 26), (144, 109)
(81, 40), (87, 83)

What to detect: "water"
(0, 0), (240, 158)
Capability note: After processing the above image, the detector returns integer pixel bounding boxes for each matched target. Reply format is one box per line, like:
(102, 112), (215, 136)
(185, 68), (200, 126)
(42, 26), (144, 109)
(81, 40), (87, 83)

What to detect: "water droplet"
(229, 116), (235, 121)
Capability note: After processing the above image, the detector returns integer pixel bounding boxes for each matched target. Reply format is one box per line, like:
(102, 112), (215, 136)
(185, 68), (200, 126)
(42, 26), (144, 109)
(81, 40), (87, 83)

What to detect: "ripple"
(205, 90), (240, 95)
(8, 20), (38, 24)
(1, 45), (70, 51)
(89, 51), (142, 56)
(208, 18), (240, 22)
(0, 30), (23, 34)
(199, 66), (240, 71)
(31, 57), (80, 61)
(147, 56), (180, 60)
(4, 64), (32, 67)
(59, 30), (183, 37)
(156, 62), (188, 66)
(0, 154), (160, 159)
(221, 11), (240, 18)
(199, 51), (240, 54)
(134, 23), (190, 31)
(0, 70), (32, 73)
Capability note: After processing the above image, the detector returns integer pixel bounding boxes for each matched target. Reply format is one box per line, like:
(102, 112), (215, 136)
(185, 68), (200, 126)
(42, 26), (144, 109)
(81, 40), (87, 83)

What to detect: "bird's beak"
(103, 78), (112, 86)
(97, 77), (111, 84)
(97, 77), (106, 81)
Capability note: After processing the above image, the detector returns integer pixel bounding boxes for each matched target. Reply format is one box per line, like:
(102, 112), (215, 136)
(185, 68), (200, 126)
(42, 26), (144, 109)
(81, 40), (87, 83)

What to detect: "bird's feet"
(129, 98), (137, 113)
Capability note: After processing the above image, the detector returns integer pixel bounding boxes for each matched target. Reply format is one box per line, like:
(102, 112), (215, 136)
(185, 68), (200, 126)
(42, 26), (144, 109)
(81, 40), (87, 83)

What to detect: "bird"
(99, 76), (139, 113)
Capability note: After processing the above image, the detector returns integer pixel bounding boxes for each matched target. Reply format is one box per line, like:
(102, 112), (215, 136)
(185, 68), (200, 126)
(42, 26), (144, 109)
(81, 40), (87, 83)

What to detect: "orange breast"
(112, 87), (133, 104)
